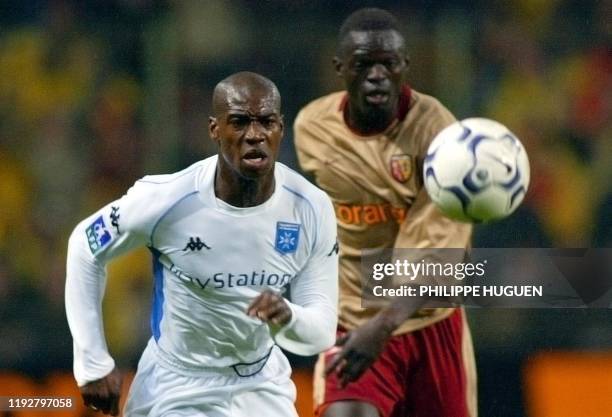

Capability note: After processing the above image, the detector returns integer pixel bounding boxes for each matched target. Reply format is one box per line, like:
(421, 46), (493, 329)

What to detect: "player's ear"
(279, 115), (285, 135)
(209, 116), (220, 145)
(332, 57), (344, 77)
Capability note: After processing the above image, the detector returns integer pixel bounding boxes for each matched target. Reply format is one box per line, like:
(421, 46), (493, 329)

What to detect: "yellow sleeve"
(293, 108), (321, 175)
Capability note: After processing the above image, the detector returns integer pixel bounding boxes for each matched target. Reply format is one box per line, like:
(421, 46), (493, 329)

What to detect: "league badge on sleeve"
(275, 222), (300, 254)
(86, 216), (112, 254)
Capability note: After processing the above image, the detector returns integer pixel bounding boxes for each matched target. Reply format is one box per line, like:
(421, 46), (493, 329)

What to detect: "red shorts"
(314, 309), (477, 417)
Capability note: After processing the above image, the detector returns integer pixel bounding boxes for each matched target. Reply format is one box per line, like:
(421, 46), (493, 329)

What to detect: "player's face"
(209, 89), (284, 179)
(335, 30), (408, 116)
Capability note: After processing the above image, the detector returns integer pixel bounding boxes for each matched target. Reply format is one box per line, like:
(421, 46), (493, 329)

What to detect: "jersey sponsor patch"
(86, 216), (112, 254)
(390, 154), (413, 183)
(275, 222), (300, 254)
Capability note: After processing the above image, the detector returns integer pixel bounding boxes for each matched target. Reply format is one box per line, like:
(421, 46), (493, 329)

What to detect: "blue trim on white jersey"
(281, 185), (315, 210)
(150, 248), (164, 342)
(136, 163), (202, 185)
(281, 184), (318, 251)
(150, 191), (199, 246)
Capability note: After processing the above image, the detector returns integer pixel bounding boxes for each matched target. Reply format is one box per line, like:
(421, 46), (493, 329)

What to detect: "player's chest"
(152, 210), (309, 288)
(315, 133), (420, 204)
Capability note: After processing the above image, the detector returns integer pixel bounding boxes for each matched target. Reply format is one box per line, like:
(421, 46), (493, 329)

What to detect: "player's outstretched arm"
(325, 292), (428, 387)
(65, 215), (120, 389)
(328, 188), (471, 386)
(65, 180), (159, 389)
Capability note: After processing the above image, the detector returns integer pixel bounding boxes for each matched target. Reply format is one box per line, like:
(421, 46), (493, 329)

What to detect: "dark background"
(0, 1), (610, 416)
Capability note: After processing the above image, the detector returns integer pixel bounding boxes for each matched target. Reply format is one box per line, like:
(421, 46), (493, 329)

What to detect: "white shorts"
(124, 339), (298, 417)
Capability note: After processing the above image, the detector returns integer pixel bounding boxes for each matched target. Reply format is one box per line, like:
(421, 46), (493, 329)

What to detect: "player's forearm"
(274, 301), (337, 355)
(376, 295), (429, 333)
(65, 223), (115, 386)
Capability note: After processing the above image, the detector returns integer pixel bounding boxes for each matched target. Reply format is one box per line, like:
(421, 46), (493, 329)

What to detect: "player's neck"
(343, 86), (411, 136)
(214, 166), (275, 208)
(345, 99), (398, 136)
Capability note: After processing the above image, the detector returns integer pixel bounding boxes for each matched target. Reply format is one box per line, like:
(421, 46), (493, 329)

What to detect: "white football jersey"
(66, 156), (339, 386)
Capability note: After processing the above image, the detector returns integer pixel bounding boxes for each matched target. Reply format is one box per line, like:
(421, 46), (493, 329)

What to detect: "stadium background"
(0, 0), (610, 416)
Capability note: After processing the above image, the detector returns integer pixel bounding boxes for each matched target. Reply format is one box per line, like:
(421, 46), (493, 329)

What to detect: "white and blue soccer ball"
(423, 118), (530, 223)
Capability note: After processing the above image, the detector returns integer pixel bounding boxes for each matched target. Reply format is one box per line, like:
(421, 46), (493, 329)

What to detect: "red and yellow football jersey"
(294, 87), (472, 335)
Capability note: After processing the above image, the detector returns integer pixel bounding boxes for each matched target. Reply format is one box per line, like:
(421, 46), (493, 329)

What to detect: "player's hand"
(325, 317), (393, 388)
(247, 289), (292, 326)
(79, 367), (122, 416)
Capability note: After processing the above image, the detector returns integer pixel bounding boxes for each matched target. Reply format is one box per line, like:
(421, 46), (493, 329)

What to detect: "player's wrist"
(372, 311), (399, 337)
(378, 296), (427, 332)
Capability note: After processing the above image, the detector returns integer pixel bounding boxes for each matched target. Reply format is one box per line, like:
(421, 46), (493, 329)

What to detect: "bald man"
(66, 72), (339, 417)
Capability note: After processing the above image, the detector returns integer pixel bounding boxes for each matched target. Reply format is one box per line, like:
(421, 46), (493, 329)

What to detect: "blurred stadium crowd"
(0, 1), (609, 415)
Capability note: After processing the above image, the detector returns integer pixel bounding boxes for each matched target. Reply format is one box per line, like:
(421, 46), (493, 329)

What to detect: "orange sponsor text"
(335, 203), (407, 225)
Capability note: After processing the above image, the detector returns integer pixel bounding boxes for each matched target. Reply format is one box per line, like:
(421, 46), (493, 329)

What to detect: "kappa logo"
(183, 237), (211, 251)
(86, 216), (112, 254)
(327, 240), (339, 256)
(275, 222), (300, 254)
(110, 206), (121, 234)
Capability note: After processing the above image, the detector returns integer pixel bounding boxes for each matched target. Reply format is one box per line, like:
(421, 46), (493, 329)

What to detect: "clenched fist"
(79, 367), (122, 415)
(246, 289), (292, 326)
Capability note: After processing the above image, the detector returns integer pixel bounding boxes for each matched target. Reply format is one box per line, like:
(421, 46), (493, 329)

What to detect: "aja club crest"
(390, 154), (413, 183)
(275, 222), (300, 254)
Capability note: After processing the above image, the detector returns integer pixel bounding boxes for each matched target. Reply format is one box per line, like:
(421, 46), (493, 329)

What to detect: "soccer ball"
(423, 118), (530, 223)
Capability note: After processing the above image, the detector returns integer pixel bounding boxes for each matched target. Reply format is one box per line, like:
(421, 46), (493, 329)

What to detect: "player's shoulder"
(402, 90), (457, 156)
(295, 91), (345, 128)
(128, 159), (208, 210)
(276, 163), (333, 211)
(409, 89), (456, 123)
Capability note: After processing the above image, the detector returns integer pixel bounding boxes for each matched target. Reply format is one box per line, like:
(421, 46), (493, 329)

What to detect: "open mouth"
(365, 91), (390, 105)
(242, 149), (269, 169)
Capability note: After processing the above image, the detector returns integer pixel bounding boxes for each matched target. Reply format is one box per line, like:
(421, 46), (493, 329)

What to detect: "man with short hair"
(66, 71), (339, 416)
(295, 8), (477, 417)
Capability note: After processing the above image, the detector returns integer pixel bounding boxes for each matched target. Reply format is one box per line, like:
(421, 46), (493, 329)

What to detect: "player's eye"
(260, 118), (277, 129)
(228, 117), (248, 129)
(352, 60), (368, 70)
(384, 59), (400, 69)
